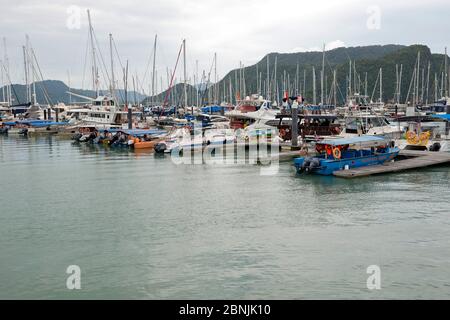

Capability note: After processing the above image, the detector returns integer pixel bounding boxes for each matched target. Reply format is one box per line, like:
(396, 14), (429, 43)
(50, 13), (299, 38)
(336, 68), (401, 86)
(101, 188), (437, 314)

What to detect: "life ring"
(406, 131), (419, 145)
(418, 131), (431, 145)
(332, 147), (341, 159)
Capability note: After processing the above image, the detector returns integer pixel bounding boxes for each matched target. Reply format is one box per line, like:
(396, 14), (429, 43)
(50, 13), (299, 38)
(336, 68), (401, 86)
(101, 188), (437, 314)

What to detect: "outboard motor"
(301, 157), (321, 173)
(18, 128), (28, 135)
(72, 133), (83, 141)
(300, 157), (312, 173)
(309, 158), (321, 171)
(429, 142), (441, 152)
(154, 142), (167, 154)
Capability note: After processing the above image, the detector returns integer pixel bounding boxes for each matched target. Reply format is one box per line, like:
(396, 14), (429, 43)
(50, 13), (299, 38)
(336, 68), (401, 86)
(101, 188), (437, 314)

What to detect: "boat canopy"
(318, 136), (387, 146)
(106, 129), (167, 137)
(432, 114), (450, 121)
(201, 106), (224, 113)
(3, 120), (69, 127)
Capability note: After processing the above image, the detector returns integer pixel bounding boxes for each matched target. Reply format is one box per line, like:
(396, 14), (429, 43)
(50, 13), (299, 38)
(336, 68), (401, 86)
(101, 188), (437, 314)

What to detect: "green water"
(1, 135), (450, 299)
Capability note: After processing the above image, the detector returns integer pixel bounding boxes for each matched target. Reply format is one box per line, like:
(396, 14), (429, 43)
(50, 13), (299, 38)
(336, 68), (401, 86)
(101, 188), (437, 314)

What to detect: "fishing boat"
(294, 136), (399, 175)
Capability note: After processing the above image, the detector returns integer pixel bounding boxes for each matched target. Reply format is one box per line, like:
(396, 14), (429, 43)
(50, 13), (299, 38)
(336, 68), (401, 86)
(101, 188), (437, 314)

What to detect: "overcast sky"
(1, 0), (450, 94)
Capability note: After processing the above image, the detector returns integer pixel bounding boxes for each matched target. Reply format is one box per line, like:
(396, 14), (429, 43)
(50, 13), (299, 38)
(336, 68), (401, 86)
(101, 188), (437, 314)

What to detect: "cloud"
(0, 0), (449, 92)
(289, 40), (347, 53)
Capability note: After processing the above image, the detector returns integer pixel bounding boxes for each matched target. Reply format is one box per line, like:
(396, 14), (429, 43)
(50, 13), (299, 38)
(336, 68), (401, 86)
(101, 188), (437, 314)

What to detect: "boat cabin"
(294, 136), (399, 175)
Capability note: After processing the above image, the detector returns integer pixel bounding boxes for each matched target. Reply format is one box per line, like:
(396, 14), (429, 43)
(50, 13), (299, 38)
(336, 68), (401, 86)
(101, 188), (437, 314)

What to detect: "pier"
(333, 150), (450, 178)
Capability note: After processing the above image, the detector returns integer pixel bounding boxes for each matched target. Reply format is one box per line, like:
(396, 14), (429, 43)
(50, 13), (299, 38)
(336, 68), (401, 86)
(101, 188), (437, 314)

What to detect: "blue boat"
(294, 136), (400, 176)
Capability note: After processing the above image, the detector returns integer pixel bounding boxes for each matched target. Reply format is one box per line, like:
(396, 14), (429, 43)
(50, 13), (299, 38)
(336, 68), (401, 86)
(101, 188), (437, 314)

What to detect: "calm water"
(1, 135), (450, 299)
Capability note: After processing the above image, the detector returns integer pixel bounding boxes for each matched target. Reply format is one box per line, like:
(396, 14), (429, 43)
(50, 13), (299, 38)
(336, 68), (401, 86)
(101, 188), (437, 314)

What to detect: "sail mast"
(151, 34), (157, 107)
(22, 45), (29, 103)
(87, 10), (98, 97)
(109, 33), (115, 101)
(321, 43), (325, 105)
(312, 66), (316, 105)
(183, 39), (187, 109)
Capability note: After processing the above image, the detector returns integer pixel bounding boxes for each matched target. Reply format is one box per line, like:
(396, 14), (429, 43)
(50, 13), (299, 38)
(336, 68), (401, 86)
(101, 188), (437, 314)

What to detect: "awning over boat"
(396, 115), (446, 122)
(275, 113), (338, 120)
(318, 135), (387, 146)
(201, 106), (225, 113)
(105, 129), (167, 137)
(2, 120), (69, 127)
(432, 114), (450, 121)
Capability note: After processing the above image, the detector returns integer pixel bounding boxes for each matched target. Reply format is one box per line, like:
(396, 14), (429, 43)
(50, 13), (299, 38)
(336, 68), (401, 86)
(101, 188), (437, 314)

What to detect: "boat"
(337, 111), (403, 140)
(225, 95), (275, 129)
(294, 136), (400, 175)
(394, 115), (450, 152)
(2, 119), (70, 135)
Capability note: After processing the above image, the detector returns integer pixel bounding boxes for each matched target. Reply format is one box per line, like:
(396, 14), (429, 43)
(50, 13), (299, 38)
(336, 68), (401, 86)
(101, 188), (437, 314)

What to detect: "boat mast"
(195, 60), (199, 107)
(151, 34), (157, 107)
(379, 68), (383, 103)
(303, 69), (306, 100)
(333, 69), (337, 107)
(214, 52), (217, 104)
(26, 35), (32, 103)
(30, 47), (36, 105)
(3, 38), (11, 106)
(183, 39), (187, 109)
(229, 77), (232, 104)
(109, 33), (115, 102)
(87, 10), (99, 97)
(22, 45), (29, 103)
(445, 47), (448, 97)
(425, 62), (430, 105)
(266, 55), (270, 101)
(348, 60), (352, 99)
(274, 56), (277, 104)
(312, 66), (316, 105)
(1, 60), (4, 103)
(399, 64), (403, 104)
(416, 51), (420, 105)
(321, 43), (325, 105)
(67, 70), (72, 105)
(435, 73), (438, 102)
(256, 62), (259, 95)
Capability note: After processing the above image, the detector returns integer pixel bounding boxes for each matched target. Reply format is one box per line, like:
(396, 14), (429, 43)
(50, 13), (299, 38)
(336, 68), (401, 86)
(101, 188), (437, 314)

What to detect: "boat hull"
(295, 149), (399, 176)
(133, 140), (159, 149)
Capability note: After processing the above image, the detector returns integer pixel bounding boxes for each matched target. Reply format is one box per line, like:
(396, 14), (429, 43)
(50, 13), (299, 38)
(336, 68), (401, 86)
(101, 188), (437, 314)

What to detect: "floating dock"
(333, 150), (450, 178)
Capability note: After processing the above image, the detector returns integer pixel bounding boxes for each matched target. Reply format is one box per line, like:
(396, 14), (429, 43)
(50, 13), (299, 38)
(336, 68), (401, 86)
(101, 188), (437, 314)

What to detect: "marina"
(1, 0), (450, 303)
(334, 149), (450, 178)
(1, 134), (450, 299)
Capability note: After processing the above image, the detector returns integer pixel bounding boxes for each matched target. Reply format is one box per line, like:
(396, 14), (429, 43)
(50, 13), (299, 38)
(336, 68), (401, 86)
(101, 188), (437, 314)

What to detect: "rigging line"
(111, 37), (125, 102)
(200, 54), (216, 103)
(139, 44), (155, 94)
(91, 28), (111, 89)
(370, 71), (380, 102)
(112, 38), (124, 70)
(163, 42), (183, 107)
(1, 62), (21, 105)
(30, 48), (53, 106)
(81, 29), (90, 90)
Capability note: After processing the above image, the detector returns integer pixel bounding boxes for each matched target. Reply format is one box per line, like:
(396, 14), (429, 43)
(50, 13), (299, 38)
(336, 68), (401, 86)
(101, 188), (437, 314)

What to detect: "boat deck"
(333, 150), (450, 178)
